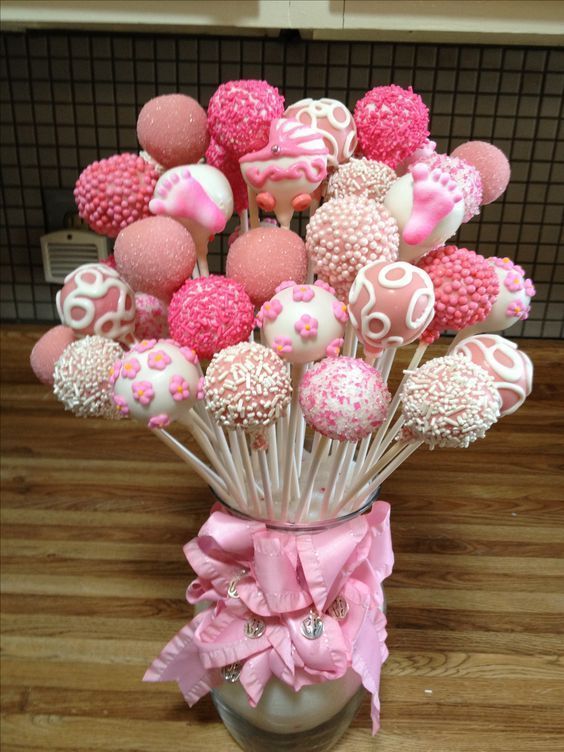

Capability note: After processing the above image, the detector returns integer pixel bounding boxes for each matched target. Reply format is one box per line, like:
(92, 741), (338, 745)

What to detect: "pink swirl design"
(243, 157), (328, 189)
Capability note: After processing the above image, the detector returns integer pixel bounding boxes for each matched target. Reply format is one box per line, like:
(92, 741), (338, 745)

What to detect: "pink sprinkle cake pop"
(305, 195), (399, 301)
(206, 138), (248, 215)
(259, 280), (348, 364)
(299, 357), (391, 441)
(74, 153), (158, 238)
(226, 226), (307, 306)
(451, 141), (510, 205)
(136, 94), (209, 169)
(114, 216), (196, 301)
(354, 85), (429, 169)
(451, 334), (533, 417)
(348, 260), (435, 355)
(134, 293), (168, 341)
(412, 153), (484, 223)
(326, 157), (397, 203)
(56, 263), (136, 345)
(168, 276), (255, 361)
(112, 339), (202, 428)
(30, 325), (75, 385)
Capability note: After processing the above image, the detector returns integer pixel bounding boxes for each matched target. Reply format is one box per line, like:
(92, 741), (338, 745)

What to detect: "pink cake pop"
(111, 339), (202, 428)
(353, 85), (429, 169)
(74, 154), (158, 238)
(451, 334), (533, 417)
(206, 138), (248, 214)
(451, 141), (510, 204)
(259, 280), (348, 365)
(207, 80), (285, 159)
(305, 195), (399, 301)
(114, 216), (196, 301)
(326, 157), (397, 203)
(411, 153), (483, 223)
(56, 263), (136, 345)
(395, 138), (437, 176)
(348, 260), (435, 355)
(136, 94), (209, 169)
(417, 246), (500, 344)
(168, 276), (255, 361)
(240, 118), (329, 228)
(134, 293), (168, 341)
(226, 226), (307, 306)
(299, 357), (391, 441)
(30, 325), (75, 385)
(228, 217), (277, 247)
(284, 98), (358, 168)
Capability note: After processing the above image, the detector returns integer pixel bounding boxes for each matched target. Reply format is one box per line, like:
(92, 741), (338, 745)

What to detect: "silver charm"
(221, 662), (242, 683)
(327, 595), (349, 621)
(300, 611), (324, 640)
(244, 617), (266, 640)
(227, 569), (247, 599)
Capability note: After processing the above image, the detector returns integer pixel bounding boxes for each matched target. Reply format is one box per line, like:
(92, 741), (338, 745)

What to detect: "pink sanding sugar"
(30, 325), (75, 385)
(206, 138), (248, 214)
(451, 141), (510, 205)
(411, 153), (483, 223)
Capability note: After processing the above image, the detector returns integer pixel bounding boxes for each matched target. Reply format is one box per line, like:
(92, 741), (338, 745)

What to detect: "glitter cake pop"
(30, 325), (75, 385)
(326, 158), (397, 203)
(451, 141), (510, 205)
(134, 293), (168, 341)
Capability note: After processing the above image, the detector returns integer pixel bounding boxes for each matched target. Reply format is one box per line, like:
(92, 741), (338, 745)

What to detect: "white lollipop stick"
(378, 347), (397, 383)
(236, 430), (261, 516)
(281, 364), (305, 520)
(341, 437), (406, 511)
(256, 449), (274, 520)
(295, 434), (331, 522)
(267, 424), (280, 493)
(320, 440), (347, 518)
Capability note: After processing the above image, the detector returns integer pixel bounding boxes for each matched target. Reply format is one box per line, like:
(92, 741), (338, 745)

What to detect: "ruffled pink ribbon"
(144, 501), (393, 734)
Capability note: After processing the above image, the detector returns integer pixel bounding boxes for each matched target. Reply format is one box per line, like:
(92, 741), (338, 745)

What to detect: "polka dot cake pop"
(111, 339), (202, 428)
(30, 325), (75, 385)
(299, 357), (391, 441)
(134, 293), (168, 341)
(326, 157), (397, 204)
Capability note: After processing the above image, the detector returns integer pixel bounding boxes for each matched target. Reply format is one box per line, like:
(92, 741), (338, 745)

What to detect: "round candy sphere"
(259, 280), (348, 365)
(74, 153), (158, 238)
(134, 293), (168, 341)
(413, 153), (483, 223)
(451, 141), (510, 205)
(348, 260), (435, 354)
(114, 216), (196, 301)
(168, 275), (255, 361)
(226, 226), (307, 306)
(326, 157), (397, 203)
(206, 138), (248, 214)
(401, 353), (501, 449)
(451, 334), (533, 417)
(111, 339), (202, 428)
(56, 263), (136, 345)
(299, 357), (391, 441)
(136, 94), (209, 169)
(30, 325), (75, 385)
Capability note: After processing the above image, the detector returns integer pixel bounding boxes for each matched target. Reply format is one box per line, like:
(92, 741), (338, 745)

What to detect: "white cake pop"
(284, 98), (357, 168)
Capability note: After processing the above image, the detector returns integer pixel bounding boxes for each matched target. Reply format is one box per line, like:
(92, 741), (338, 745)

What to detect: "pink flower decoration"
(514, 265), (526, 277)
(314, 279), (336, 295)
(292, 285), (314, 302)
(492, 256), (514, 270)
(108, 359), (122, 385)
(507, 299), (529, 320)
(133, 339), (157, 353)
(504, 272), (524, 293)
(148, 413), (171, 429)
(295, 314), (318, 339)
(169, 374), (191, 401)
(148, 350), (172, 370)
(132, 380), (155, 406)
(121, 357), (141, 379)
(332, 300), (349, 323)
(180, 346), (199, 365)
(261, 298), (283, 321)
(112, 394), (129, 415)
(326, 338), (344, 357)
(525, 279), (536, 297)
(254, 310), (264, 328)
(197, 376), (205, 400)
(274, 280), (297, 294)
(273, 335), (293, 354)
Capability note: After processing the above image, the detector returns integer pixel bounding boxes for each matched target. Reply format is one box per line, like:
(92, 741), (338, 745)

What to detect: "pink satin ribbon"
(144, 501), (393, 734)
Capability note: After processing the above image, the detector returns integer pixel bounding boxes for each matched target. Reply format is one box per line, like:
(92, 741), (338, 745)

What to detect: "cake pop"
(74, 153), (158, 238)
(136, 94), (209, 169)
(348, 260), (435, 355)
(134, 293), (168, 341)
(305, 195), (399, 301)
(239, 117), (329, 228)
(168, 276), (255, 361)
(299, 357), (391, 441)
(206, 138), (248, 215)
(114, 216), (196, 301)
(56, 263), (136, 345)
(111, 339), (202, 428)
(395, 138), (437, 176)
(451, 334), (533, 416)
(226, 226), (307, 306)
(412, 153), (483, 223)
(326, 158), (397, 203)
(53, 336), (124, 419)
(259, 280), (347, 365)
(30, 325), (75, 385)
(451, 141), (510, 204)
(228, 217), (278, 247)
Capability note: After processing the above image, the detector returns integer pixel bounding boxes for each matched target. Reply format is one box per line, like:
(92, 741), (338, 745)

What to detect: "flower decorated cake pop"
(134, 293), (168, 341)
(284, 97), (358, 168)
(30, 325), (75, 385)
(299, 357), (391, 441)
(451, 141), (510, 204)
(53, 336), (124, 419)
(401, 354), (501, 449)
(305, 195), (399, 301)
(56, 263), (136, 345)
(239, 118), (329, 228)
(206, 138), (248, 215)
(412, 153), (483, 223)
(326, 157), (397, 203)
(451, 334), (533, 416)
(168, 276), (255, 361)
(259, 280), (347, 364)
(348, 260), (435, 355)
(74, 153), (158, 238)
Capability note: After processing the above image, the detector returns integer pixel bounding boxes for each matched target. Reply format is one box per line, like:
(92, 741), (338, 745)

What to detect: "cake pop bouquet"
(30, 81), (535, 750)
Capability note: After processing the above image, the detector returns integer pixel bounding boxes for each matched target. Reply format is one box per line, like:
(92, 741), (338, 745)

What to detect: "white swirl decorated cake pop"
(56, 263), (136, 345)
(348, 260), (435, 355)
(284, 98), (357, 168)
(239, 118), (329, 228)
(111, 339), (202, 429)
(451, 334), (533, 417)
(259, 280), (348, 365)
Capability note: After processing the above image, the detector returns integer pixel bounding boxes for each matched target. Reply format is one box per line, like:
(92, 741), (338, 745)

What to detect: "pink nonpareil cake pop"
(30, 325), (75, 385)
(326, 157), (397, 204)
(451, 334), (533, 417)
(239, 118), (329, 228)
(299, 357), (391, 442)
(412, 153), (484, 223)
(206, 138), (248, 215)
(451, 141), (511, 205)
(111, 339), (202, 429)
(56, 263), (136, 345)
(134, 293), (168, 341)
(348, 260), (435, 355)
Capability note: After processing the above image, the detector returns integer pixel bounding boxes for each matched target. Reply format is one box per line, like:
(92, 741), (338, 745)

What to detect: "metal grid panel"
(0, 31), (562, 337)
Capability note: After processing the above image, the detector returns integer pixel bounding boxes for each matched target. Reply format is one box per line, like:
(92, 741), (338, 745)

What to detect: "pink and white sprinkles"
(326, 157), (397, 203)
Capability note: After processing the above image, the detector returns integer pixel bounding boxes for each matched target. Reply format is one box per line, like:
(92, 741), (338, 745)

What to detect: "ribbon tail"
(351, 614), (385, 735)
(240, 650), (273, 707)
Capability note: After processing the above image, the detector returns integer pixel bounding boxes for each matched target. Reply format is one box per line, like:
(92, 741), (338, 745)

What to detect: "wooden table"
(1, 325), (563, 752)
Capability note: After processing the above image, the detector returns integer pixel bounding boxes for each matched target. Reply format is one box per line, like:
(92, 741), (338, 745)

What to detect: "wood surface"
(1, 325), (563, 752)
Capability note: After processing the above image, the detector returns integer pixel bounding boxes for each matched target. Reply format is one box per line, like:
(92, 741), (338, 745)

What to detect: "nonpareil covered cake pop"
(134, 293), (168, 341)
(326, 158), (397, 204)
(30, 325), (75, 385)
(451, 141), (510, 205)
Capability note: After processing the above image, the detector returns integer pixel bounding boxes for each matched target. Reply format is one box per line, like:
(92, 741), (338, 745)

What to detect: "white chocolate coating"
(461, 263), (532, 336)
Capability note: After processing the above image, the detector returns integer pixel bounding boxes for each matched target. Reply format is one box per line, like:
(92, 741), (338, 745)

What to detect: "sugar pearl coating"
(168, 276), (255, 361)
(206, 138), (248, 214)
(30, 325), (75, 385)
(354, 85), (430, 169)
(136, 94), (209, 169)
(204, 342), (292, 431)
(401, 354), (501, 449)
(74, 153), (158, 238)
(53, 336), (124, 419)
(326, 158), (397, 203)
(299, 357), (391, 441)
(412, 153), (483, 223)
(451, 141), (510, 205)
(134, 293), (168, 341)
(305, 195), (399, 301)
(417, 246), (500, 344)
